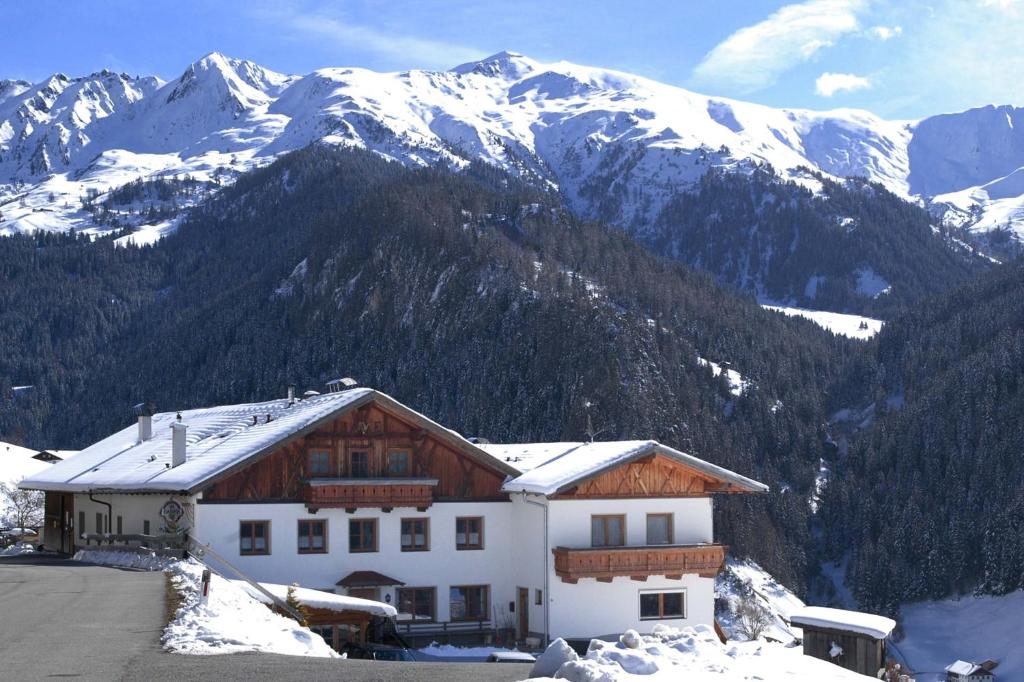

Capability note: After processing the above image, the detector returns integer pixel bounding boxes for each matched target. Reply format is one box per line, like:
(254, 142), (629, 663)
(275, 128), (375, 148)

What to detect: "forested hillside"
(0, 146), (865, 589)
(648, 169), (986, 318)
(820, 259), (1024, 614)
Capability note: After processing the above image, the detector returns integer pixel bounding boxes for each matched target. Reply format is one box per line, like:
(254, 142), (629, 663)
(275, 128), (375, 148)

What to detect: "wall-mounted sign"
(160, 500), (185, 531)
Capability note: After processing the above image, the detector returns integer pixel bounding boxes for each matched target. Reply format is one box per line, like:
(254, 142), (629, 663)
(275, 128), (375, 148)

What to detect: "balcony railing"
(551, 543), (727, 583)
(303, 478), (438, 511)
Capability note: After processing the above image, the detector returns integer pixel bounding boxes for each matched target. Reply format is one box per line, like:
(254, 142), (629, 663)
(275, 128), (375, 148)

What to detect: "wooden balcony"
(303, 478), (438, 511)
(552, 543), (727, 583)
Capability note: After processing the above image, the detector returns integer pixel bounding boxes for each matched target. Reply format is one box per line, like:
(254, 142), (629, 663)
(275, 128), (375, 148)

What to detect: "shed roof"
(945, 661), (991, 676)
(790, 606), (896, 640)
(336, 570), (405, 587)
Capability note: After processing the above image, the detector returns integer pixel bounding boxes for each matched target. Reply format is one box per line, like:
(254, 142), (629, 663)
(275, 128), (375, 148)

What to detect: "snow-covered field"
(762, 305), (884, 340)
(893, 590), (1024, 681)
(74, 549), (338, 657)
(529, 626), (869, 681)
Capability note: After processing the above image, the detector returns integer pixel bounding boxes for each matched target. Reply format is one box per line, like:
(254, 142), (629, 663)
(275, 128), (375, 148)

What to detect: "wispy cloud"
(253, 3), (486, 71)
(815, 72), (872, 96)
(868, 25), (903, 40)
(691, 0), (869, 93)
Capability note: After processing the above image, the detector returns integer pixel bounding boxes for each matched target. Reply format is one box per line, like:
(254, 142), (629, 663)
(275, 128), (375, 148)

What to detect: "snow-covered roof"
(0, 441), (53, 488)
(790, 606), (896, 640)
(945, 661), (989, 676)
(233, 581), (397, 618)
(20, 388), (516, 494)
(487, 440), (767, 496)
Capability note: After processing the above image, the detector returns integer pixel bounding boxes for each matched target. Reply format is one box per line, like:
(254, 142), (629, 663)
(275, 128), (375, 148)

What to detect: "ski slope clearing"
(529, 626), (870, 681)
(762, 305), (883, 340)
(74, 549), (338, 658)
(894, 590), (1024, 681)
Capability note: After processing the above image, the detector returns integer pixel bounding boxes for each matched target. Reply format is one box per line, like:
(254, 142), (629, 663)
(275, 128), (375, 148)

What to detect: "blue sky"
(4, 0), (1022, 118)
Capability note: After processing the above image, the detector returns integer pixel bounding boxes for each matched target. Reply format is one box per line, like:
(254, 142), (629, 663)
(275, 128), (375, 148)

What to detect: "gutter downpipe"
(522, 493), (550, 646)
(88, 491), (112, 538)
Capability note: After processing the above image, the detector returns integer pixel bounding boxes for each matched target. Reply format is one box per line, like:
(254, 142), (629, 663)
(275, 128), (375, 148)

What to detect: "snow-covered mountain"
(1, 50), (1021, 248)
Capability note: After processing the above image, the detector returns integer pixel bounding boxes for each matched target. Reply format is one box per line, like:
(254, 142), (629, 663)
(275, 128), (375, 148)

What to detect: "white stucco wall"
(71, 493), (196, 548)
(194, 501), (518, 624)
(545, 497), (713, 548)
(509, 495), (549, 637)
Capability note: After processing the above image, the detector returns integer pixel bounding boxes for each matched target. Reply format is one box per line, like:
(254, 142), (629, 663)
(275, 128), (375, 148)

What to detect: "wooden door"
(517, 587), (529, 640)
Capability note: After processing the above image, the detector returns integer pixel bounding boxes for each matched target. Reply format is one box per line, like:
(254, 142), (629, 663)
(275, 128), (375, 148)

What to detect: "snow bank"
(762, 305), (883, 340)
(895, 590), (1024, 682)
(529, 625), (869, 681)
(74, 549), (338, 658)
(417, 642), (518, 658)
(0, 542), (36, 556)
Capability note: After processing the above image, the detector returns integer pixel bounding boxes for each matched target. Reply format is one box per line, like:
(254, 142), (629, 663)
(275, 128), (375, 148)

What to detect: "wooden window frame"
(240, 520), (271, 556)
(591, 514), (626, 547)
(387, 448), (411, 477)
(348, 518), (378, 553)
(400, 517), (430, 552)
(297, 519), (328, 554)
(397, 587), (436, 623)
(455, 516), (484, 550)
(449, 584), (490, 622)
(308, 450), (331, 477)
(639, 589), (686, 620)
(349, 450), (370, 478)
(645, 513), (674, 545)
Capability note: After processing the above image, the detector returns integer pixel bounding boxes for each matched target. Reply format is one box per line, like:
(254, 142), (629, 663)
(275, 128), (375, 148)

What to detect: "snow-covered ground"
(716, 559), (805, 645)
(529, 626), (870, 681)
(893, 590), (1024, 681)
(73, 549), (338, 657)
(762, 305), (884, 340)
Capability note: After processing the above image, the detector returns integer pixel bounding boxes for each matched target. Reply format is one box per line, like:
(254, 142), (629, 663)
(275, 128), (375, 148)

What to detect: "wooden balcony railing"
(303, 478), (438, 511)
(552, 543), (727, 583)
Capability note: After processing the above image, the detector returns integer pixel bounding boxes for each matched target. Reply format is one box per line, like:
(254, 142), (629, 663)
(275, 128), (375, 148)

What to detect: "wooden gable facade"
(553, 452), (742, 499)
(201, 399), (510, 506)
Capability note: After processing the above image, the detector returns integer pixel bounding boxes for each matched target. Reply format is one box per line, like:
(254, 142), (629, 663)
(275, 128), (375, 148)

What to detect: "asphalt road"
(0, 555), (533, 681)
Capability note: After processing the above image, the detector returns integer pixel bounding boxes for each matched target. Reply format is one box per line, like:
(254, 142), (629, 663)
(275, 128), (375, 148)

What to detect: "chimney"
(288, 384), (296, 406)
(133, 401), (156, 443)
(171, 416), (187, 468)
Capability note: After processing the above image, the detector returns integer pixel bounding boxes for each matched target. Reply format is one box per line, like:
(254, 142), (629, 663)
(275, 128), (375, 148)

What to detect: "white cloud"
(692, 0), (869, 92)
(869, 25), (903, 40)
(815, 72), (872, 96)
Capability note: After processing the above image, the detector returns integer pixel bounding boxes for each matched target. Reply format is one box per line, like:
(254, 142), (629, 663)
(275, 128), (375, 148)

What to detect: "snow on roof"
(945, 661), (988, 676)
(487, 440), (768, 496)
(790, 606), (896, 640)
(233, 581), (397, 618)
(20, 390), (376, 493)
(0, 441), (53, 488)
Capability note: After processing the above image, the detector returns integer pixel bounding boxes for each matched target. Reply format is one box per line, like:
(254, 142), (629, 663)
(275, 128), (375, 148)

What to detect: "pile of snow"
(74, 548), (337, 657)
(894, 590), (1024, 682)
(417, 642), (518, 658)
(0, 542), (35, 556)
(763, 305), (883, 340)
(716, 559), (805, 645)
(528, 626), (869, 681)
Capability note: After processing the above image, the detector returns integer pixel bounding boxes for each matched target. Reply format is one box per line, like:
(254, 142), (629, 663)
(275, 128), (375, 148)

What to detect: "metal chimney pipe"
(288, 385), (296, 406)
(171, 421), (187, 468)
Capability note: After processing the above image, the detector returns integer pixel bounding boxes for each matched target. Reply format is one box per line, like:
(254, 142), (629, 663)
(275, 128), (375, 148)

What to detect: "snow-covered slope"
(0, 51), (1021, 245)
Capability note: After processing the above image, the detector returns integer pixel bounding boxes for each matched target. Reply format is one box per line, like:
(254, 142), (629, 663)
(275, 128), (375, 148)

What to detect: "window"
(95, 512), (104, 534)
(646, 513), (673, 545)
(591, 515), (626, 547)
(450, 585), (489, 621)
(240, 521), (270, 555)
(387, 449), (410, 476)
(116, 516), (123, 535)
(535, 589), (543, 606)
(298, 520), (327, 554)
(397, 587), (435, 622)
(308, 450), (331, 476)
(78, 511), (85, 537)
(143, 519), (150, 535)
(349, 451), (370, 478)
(456, 517), (484, 550)
(639, 590), (686, 620)
(401, 518), (429, 551)
(349, 519), (377, 553)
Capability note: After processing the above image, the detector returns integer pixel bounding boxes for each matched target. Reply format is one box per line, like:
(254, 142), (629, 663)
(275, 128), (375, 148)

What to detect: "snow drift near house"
(74, 549), (338, 658)
(528, 625), (870, 681)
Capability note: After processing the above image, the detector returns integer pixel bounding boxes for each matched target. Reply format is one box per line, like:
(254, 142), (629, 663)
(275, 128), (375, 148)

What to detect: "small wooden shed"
(790, 606), (896, 677)
(946, 660), (995, 681)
